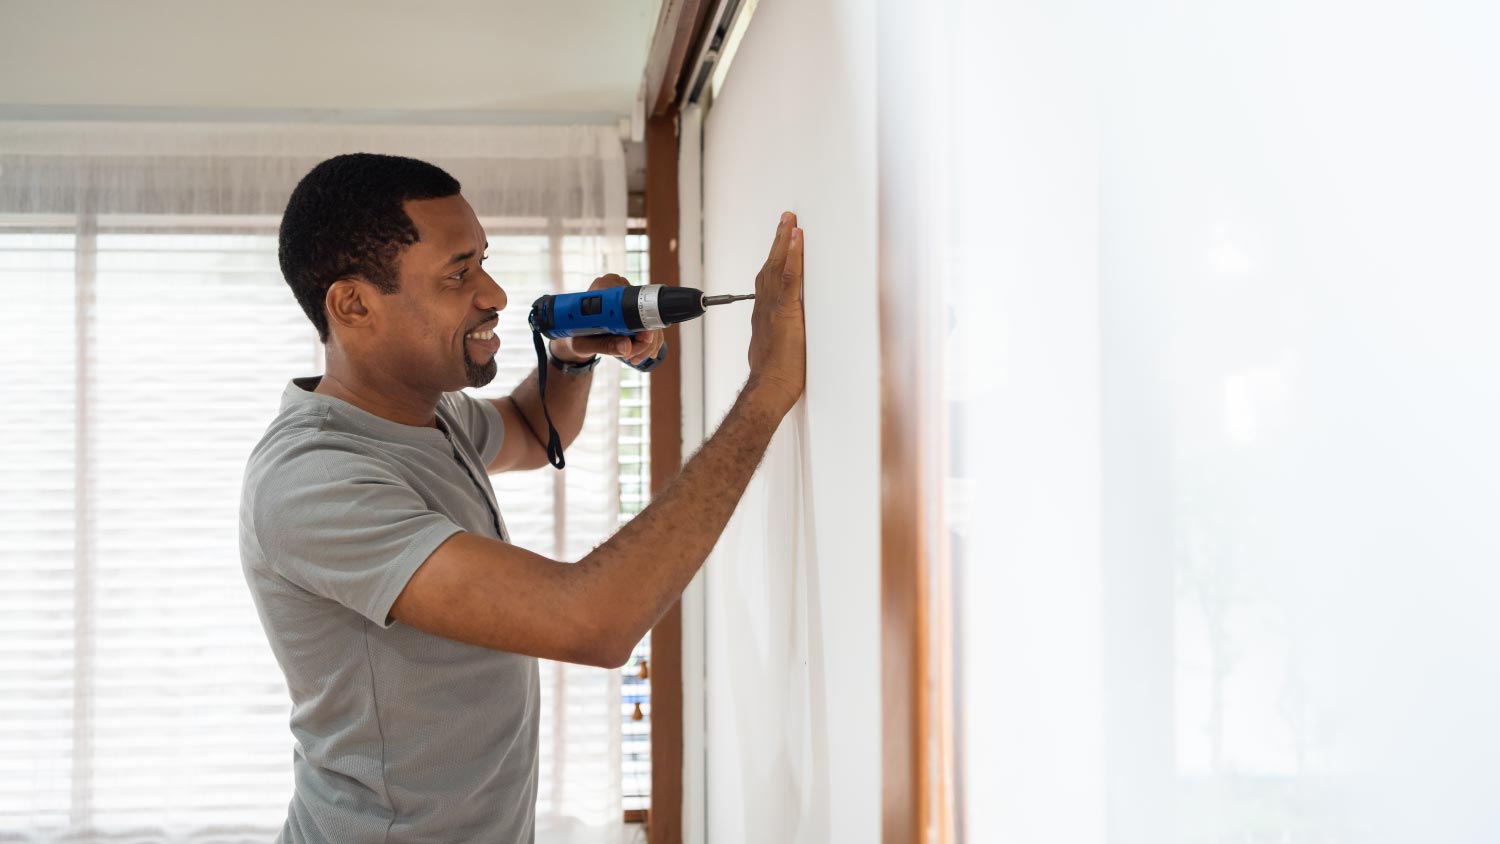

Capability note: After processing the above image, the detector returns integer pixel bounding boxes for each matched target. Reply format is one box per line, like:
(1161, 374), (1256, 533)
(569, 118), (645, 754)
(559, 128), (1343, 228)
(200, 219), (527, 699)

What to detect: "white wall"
(692, 1), (1499, 840)
(697, 0), (880, 841)
(935, 0), (1500, 841)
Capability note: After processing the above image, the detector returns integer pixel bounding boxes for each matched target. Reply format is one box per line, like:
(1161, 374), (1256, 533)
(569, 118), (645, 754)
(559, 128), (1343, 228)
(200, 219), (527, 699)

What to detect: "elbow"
(563, 559), (638, 669)
(569, 611), (635, 670)
(591, 642), (634, 671)
(572, 637), (632, 670)
(588, 623), (637, 670)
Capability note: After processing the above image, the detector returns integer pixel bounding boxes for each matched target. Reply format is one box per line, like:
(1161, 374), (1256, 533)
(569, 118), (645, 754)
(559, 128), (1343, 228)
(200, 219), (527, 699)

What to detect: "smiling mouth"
(464, 328), (500, 356)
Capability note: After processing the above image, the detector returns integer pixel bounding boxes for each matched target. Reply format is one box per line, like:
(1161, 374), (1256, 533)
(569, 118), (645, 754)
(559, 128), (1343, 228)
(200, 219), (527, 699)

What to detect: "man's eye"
(450, 256), (487, 282)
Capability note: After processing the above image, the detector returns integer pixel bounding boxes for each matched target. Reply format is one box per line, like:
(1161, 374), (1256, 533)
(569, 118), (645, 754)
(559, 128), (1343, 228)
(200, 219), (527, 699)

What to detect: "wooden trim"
(642, 0), (714, 117)
(638, 1), (721, 833)
(877, 0), (953, 837)
(879, 311), (925, 844)
(625, 808), (649, 824)
(644, 113), (684, 844)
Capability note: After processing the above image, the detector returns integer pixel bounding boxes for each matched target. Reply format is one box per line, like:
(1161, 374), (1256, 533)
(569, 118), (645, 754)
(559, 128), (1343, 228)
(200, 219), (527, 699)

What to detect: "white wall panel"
(699, 0), (879, 841)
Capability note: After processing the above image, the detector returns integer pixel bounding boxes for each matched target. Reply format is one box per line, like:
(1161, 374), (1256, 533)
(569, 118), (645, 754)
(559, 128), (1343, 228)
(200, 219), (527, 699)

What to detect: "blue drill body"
(531, 285), (638, 339)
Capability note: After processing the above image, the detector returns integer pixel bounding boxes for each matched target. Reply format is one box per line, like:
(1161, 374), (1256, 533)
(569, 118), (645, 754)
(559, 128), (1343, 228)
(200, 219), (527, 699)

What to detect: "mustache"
(467, 311), (499, 333)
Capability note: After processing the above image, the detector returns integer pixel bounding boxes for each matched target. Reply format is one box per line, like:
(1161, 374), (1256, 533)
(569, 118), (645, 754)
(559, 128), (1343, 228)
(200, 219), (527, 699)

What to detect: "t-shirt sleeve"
(251, 437), (465, 628)
(444, 390), (506, 468)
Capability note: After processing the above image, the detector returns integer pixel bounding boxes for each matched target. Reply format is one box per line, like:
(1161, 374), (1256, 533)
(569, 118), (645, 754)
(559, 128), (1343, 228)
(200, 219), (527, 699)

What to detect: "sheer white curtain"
(0, 121), (632, 842)
(887, 0), (1500, 841)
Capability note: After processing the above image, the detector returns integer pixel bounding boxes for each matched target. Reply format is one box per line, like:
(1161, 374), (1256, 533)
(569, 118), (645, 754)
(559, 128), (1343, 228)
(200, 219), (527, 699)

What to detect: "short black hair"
(278, 152), (461, 343)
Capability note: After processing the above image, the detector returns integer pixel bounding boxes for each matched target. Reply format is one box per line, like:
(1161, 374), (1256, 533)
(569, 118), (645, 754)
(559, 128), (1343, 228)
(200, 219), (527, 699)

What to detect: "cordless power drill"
(526, 284), (754, 467)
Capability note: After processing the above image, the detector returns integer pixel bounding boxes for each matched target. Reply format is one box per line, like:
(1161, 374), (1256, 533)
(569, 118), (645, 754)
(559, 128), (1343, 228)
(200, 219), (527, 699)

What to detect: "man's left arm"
(486, 275), (664, 474)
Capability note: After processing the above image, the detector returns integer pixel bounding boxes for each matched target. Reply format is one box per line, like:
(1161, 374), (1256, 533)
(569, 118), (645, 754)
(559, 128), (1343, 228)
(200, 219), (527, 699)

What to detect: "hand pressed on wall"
(746, 211), (807, 415)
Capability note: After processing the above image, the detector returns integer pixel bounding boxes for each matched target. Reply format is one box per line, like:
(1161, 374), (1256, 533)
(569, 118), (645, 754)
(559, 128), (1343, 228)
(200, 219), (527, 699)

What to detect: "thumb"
(567, 335), (633, 358)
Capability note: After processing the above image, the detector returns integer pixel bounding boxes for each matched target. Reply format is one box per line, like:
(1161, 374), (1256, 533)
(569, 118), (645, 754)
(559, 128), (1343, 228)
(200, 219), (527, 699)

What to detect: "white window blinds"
(0, 122), (634, 842)
(1, 218), (312, 831)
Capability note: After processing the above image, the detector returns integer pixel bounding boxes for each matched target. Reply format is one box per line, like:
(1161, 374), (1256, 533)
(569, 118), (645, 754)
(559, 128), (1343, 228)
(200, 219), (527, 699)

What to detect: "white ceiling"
(0, 0), (662, 122)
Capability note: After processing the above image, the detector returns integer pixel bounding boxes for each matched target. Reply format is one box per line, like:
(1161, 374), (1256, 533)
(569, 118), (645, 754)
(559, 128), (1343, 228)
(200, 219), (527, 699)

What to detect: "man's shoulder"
(249, 411), (335, 471)
(242, 409), (406, 514)
(238, 416), (420, 576)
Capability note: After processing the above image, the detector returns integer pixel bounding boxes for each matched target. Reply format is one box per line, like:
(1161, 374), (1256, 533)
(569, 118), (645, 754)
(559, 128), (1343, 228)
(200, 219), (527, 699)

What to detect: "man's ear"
(324, 277), (372, 334)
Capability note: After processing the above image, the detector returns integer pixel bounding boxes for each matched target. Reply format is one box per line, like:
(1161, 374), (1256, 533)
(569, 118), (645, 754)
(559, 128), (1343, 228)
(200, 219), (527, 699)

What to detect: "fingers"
(559, 335), (615, 359)
(614, 331), (662, 366)
(782, 226), (804, 304)
(763, 211), (796, 270)
(625, 329), (664, 364)
(566, 329), (663, 364)
(757, 211), (797, 300)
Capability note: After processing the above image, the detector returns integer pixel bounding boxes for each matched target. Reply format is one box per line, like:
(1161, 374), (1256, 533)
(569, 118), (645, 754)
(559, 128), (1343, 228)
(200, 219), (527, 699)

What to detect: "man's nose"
(481, 271), (508, 312)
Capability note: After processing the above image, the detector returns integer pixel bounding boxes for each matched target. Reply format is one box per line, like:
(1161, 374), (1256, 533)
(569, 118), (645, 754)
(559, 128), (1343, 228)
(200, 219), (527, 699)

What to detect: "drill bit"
(702, 293), (756, 307)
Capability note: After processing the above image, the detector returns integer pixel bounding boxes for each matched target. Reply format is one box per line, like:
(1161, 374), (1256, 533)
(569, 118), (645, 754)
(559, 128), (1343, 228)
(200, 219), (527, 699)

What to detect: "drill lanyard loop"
(530, 324), (568, 470)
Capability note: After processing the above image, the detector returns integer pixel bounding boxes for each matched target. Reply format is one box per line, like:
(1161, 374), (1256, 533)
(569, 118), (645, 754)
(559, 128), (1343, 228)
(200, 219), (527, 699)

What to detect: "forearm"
(574, 386), (785, 656)
(509, 362), (593, 451)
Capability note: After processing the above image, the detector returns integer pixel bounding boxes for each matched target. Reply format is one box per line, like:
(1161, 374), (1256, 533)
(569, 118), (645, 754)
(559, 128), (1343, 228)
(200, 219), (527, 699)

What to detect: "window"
(1, 215), (303, 830)
(0, 211), (642, 837)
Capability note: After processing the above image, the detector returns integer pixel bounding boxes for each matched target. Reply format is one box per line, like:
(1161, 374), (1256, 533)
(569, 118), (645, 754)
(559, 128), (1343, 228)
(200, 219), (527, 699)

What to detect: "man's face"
(382, 193), (507, 391)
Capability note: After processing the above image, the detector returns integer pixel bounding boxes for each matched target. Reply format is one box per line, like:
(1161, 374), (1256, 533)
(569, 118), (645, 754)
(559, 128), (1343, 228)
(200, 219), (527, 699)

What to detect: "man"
(239, 152), (805, 842)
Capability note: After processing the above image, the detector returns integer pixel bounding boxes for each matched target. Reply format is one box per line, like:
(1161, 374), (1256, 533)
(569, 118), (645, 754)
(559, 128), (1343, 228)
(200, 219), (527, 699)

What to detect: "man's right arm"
(388, 212), (807, 668)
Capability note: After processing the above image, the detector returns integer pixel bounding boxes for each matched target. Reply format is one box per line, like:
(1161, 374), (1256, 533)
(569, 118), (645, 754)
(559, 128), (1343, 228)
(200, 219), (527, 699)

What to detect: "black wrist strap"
(530, 326), (567, 470)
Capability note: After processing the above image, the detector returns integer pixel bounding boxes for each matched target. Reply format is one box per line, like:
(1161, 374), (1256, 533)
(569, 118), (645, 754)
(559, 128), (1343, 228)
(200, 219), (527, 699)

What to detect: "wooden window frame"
(640, 3), (717, 840)
(642, 113), (684, 844)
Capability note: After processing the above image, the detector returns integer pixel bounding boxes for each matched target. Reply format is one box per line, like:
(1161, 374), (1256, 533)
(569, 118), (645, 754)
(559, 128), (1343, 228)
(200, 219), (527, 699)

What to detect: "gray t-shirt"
(240, 375), (539, 843)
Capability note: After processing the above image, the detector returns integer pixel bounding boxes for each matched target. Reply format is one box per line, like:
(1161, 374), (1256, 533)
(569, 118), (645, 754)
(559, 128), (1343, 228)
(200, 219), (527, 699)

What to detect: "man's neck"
(312, 368), (442, 429)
